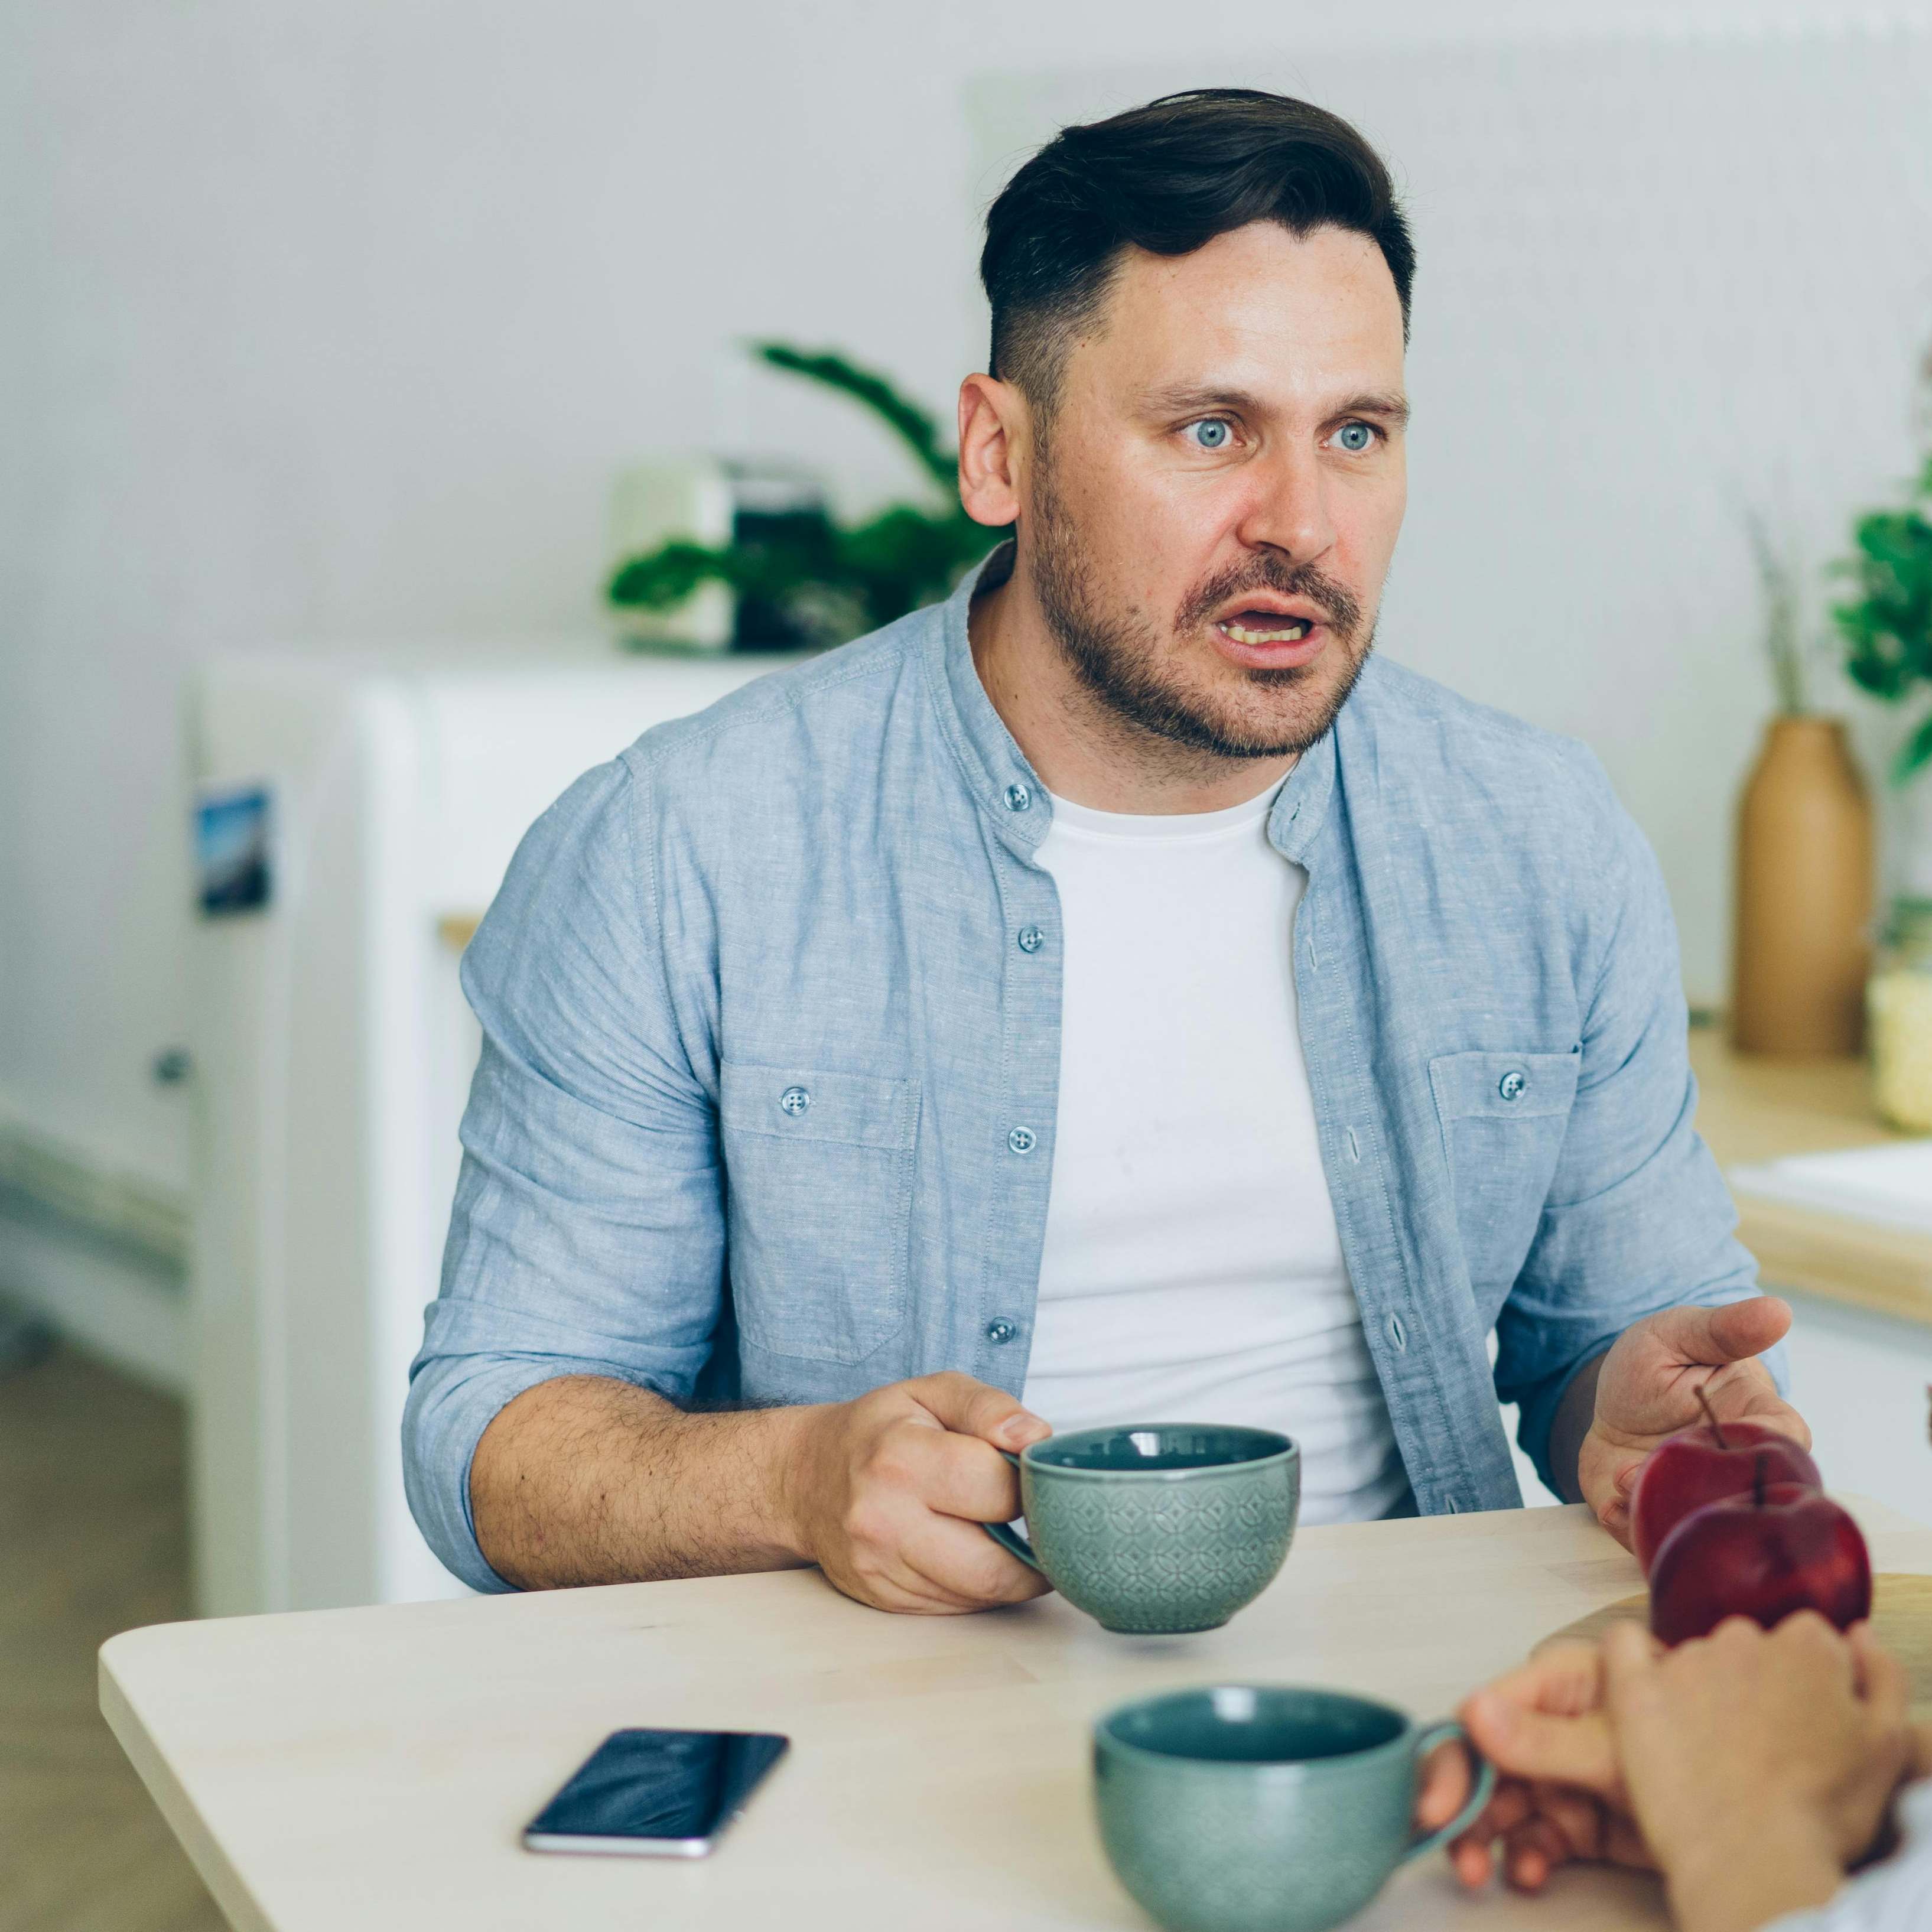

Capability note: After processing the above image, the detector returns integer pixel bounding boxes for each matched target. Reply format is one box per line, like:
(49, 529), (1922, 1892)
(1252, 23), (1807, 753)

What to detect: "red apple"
(1648, 1474), (1872, 1647)
(1629, 1388), (1822, 1574)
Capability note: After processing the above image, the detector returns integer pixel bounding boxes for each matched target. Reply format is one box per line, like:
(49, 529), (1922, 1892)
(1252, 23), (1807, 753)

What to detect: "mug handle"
(1400, 1719), (1495, 1864)
(980, 1449), (1044, 1573)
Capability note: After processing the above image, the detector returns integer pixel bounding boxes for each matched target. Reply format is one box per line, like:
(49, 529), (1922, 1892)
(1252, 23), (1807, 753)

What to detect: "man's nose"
(1233, 445), (1336, 562)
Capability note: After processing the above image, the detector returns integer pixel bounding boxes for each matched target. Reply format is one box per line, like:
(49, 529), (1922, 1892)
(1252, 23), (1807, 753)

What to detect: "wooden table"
(1689, 1030), (1932, 1328)
(101, 1498), (1932, 1932)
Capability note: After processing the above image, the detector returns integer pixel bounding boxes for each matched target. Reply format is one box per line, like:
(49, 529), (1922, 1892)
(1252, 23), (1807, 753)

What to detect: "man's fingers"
(1648, 1295), (1791, 1368)
(1601, 1811), (1657, 1871)
(1414, 1741), (1471, 1830)
(1461, 1690), (1621, 1796)
(1448, 1836), (1493, 1890)
(908, 1371), (1049, 1450)
(1502, 1813), (1576, 1892)
(897, 1511), (1051, 1608)
(1601, 1616), (1664, 1706)
(1470, 1640), (1605, 1721)
(911, 1430), (1028, 1524)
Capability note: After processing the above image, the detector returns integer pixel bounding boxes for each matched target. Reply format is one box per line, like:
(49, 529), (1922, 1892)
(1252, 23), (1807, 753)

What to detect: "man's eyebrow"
(1134, 380), (1267, 417)
(1133, 382), (1411, 428)
(1333, 390), (1411, 427)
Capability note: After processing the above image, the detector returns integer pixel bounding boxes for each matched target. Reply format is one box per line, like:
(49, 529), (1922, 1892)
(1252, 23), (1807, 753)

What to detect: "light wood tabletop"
(100, 1497), (1932, 1932)
(1687, 1030), (1932, 1328)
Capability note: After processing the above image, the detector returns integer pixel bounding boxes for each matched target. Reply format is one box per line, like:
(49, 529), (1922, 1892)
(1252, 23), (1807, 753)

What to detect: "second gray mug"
(981, 1424), (1300, 1634)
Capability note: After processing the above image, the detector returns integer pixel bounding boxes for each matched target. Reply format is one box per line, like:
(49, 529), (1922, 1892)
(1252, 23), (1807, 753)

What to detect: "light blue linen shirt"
(405, 548), (1770, 1593)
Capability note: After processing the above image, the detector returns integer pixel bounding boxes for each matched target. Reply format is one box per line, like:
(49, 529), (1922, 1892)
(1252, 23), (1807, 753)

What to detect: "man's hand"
(1415, 1638), (1651, 1894)
(1603, 1615), (1912, 1932)
(469, 1370), (1053, 1602)
(1579, 1297), (1809, 1547)
(785, 1372), (1054, 1615)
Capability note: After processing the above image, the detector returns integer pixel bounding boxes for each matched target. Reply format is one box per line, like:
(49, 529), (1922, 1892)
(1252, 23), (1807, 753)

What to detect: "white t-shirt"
(1020, 780), (1411, 1527)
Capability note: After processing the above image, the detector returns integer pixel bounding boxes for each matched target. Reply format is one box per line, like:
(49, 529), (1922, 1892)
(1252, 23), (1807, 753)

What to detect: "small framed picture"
(195, 783), (274, 916)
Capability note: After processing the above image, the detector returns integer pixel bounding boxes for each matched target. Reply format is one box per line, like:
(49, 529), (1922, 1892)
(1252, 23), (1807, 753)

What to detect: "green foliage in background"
(607, 343), (1001, 645)
(1833, 450), (1932, 783)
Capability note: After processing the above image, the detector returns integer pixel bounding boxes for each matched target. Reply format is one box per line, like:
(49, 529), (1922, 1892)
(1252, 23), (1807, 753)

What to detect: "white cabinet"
(189, 642), (798, 1614)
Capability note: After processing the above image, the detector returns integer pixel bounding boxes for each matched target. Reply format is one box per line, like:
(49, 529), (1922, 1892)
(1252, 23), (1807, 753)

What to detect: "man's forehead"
(1072, 222), (1406, 404)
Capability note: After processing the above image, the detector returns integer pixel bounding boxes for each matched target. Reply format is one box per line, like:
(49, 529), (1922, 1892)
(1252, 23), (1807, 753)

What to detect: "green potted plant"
(607, 344), (1003, 648)
(1834, 448), (1932, 791)
(1834, 404), (1932, 1119)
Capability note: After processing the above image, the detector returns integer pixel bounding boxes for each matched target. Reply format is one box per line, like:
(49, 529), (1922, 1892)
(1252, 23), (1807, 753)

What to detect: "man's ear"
(957, 373), (1029, 529)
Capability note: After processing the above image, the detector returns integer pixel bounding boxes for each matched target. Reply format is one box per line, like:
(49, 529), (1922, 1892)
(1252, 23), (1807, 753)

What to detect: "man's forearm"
(469, 1374), (820, 1589)
(1548, 1349), (1609, 1505)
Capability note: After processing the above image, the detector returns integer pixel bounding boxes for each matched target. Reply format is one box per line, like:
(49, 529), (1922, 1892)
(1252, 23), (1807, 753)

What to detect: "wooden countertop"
(99, 1496), (1932, 1932)
(1689, 1029), (1932, 1328)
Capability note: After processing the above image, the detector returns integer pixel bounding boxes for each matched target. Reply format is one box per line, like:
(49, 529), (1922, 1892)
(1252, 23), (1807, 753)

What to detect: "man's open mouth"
(1215, 613), (1316, 645)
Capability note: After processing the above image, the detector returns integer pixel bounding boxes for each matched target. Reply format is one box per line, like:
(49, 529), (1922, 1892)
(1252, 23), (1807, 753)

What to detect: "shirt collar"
(1267, 726), (1337, 866)
(924, 541), (1052, 856)
(923, 539), (1341, 864)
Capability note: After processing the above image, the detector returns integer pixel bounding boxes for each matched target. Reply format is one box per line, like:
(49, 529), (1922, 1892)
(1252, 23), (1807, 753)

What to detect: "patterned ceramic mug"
(1092, 1684), (1495, 1932)
(980, 1423), (1300, 1634)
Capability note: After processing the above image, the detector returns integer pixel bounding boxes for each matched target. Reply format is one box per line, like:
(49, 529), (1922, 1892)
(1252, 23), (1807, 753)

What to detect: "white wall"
(5, 0), (1932, 1217)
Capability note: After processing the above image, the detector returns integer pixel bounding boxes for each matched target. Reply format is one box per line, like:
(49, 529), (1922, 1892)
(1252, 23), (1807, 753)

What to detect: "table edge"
(99, 1640), (272, 1932)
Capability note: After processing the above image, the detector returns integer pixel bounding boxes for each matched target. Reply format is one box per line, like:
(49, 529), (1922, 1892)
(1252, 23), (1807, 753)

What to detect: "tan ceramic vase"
(1731, 716), (1874, 1057)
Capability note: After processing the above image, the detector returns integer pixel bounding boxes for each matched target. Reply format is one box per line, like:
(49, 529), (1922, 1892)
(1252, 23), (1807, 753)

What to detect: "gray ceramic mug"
(980, 1424), (1299, 1634)
(1093, 1684), (1496, 1932)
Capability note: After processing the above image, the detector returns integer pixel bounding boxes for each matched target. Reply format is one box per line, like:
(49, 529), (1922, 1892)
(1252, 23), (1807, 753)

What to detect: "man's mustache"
(1176, 560), (1362, 640)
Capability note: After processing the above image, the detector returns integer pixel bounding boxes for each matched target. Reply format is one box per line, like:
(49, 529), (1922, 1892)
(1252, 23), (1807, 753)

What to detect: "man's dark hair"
(981, 89), (1413, 417)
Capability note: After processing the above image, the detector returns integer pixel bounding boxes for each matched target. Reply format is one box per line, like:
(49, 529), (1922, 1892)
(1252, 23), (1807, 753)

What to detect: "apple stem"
(1754, 1450), (1767, 1510)
(1694, 1381), (1730, 1450)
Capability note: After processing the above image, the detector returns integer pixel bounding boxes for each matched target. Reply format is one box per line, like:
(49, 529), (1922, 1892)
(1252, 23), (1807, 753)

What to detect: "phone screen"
(522, 1728), (790, 1858)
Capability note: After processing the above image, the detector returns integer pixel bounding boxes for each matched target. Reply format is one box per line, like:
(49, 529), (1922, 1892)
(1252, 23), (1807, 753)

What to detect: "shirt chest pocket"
(1427, 1049), (1581, 1302)
(718, 1061), (920, 1366)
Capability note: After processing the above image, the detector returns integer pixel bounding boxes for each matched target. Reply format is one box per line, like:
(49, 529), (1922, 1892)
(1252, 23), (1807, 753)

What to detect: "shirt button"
(1003, 782), (1032, 812)
(985, 1318), (1018, 1345)
(1017, 925), (1044, 953)
(779, 1085), (811, 1117)
(1007, 1126), (1036, 1154)
(1498, 1070), (1527, 1102)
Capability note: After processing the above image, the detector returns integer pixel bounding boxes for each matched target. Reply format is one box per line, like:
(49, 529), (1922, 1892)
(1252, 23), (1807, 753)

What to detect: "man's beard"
(1029, 463), (1374, 762)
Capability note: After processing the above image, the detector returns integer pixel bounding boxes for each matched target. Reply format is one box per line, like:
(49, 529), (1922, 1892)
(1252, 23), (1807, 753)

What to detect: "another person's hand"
(1580, 1298), (1810, 1547)
(1602, 1615), (1913, 1932)
(1415, 1638), (1651, 1893)
(786, 1371), (1053, 1613)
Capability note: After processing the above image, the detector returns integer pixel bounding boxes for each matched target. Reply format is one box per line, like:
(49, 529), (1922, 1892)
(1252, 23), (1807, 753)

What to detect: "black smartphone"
(521, 1728), (791, 1858)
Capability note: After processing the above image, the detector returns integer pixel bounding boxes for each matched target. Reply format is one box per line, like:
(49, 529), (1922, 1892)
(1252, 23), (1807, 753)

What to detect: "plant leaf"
(1894, 710), (1932, 785)
(754, 343), (959, 493)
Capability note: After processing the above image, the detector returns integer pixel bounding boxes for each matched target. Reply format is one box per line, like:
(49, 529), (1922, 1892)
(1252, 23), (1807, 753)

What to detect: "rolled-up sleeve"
(1496, 753), (1784, 1494)
(403, 755), (724, 1593)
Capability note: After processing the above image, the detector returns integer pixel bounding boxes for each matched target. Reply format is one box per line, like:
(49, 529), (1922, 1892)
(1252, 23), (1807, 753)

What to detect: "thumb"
(909, 1371), (1050, 1450)
(1601, 1618), (1663, 1713)
(1461, 1690), (1621, 1796)
(1648, 1295), (1791, 1368)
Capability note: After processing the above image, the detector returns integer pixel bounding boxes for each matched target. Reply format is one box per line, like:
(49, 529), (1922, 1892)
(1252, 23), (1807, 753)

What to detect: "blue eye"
(1188, 418), (1232, 450)
(1333, 421), (1376, 453)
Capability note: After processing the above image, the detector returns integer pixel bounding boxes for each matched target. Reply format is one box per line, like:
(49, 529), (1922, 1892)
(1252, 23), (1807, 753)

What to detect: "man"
(404, 88), (1806, 1607)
